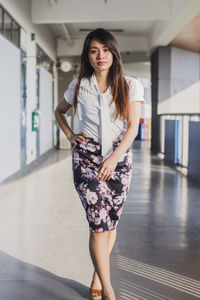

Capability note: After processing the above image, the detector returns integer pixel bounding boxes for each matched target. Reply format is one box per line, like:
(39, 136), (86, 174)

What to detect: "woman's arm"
(111, 101), (142, 161)
(54, 98), (85, 145)
(97, 101), (142, 181)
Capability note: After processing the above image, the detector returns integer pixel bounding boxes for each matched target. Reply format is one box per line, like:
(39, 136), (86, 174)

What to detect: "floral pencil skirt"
(72, 134), (133, 232)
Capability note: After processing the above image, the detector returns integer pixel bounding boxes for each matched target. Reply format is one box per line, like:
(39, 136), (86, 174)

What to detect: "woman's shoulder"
(124, 74), (141, 86)
(69, 76), (90, 88)
(67, 77), (78, 89)
(124, 74), (145, 102)
(124, 74), (144, 92)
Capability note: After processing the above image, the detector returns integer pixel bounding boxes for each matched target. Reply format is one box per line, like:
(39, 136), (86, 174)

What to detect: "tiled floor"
(0, 141), (200, 300)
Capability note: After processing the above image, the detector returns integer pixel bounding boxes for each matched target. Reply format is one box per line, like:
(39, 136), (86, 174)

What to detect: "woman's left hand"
(97, 155), (118, 181)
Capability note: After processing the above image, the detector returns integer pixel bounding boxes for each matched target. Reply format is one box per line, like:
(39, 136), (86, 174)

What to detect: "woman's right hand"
(68, 132), (86, 145)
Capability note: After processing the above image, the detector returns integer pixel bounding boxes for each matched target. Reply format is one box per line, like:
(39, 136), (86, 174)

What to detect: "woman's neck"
(94, 70), (109, 86)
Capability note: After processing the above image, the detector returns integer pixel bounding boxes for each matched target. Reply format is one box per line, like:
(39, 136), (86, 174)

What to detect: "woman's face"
(88, 39), (113, 73)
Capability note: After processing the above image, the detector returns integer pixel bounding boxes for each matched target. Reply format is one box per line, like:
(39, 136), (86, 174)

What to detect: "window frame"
(0, 4), (21, 48)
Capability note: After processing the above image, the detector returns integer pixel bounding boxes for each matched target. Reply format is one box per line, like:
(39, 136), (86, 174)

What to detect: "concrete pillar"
(150, 45), (200, 154)
(150, 48), (160, 154)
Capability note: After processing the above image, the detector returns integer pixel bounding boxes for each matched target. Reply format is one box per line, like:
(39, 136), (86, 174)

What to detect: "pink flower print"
(107, 218), (113, 229)
(111, 172), (119, 180)
(87, 208), (93, 222)
(97, 182), (110, 200)
(85, 168), (95, 180)
(94, 216), (101, 225)
(122, 184), (129, 194)
(127, 152), (133, 164)
(96, 145), (100, 151)
(117, 207), (122, 216)
(97, 227), (103, 232)
(79, 182), (87, 194)
(91, 155), (100, 165)
(86, 189), (98, 205)
(79, 141), (87, 150)
(74, 151), (81, 164)
(106, 204), (112, 211)
(121, 167), (127, 173)
(113, 196), (123, 205)
(118, 154), (125, 163)
(91, 210), (96, 219)
(87, 143), (96, 152)
(110, 190), (116, 197)
(73, 136), (133, 232)
(122, 175), (129, 185)
(81, 166), (87, 174)
(87, 207), (96, 222)
(99, 208), (107, 223)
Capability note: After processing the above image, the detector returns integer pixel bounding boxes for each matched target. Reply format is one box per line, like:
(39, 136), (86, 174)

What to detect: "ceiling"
(49, 20), (156, 39)
(170, 13), (200, 53)
(31, 0), (200, 60)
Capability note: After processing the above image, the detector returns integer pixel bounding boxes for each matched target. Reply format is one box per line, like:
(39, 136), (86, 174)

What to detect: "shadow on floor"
(0, 250), (89, 300)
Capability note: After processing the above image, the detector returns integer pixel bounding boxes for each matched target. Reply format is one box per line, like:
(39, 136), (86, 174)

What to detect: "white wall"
(0, 0), (58, 178)
(26, 40), (37, 164)
(0, 35), (21, 182)
(0, 0), (56, 61)
(158, 81), (200, 114)
(123, 62), (151, 80)
(39, 67), (53, 155)
(53, 64), (58, 146)
(157, 47), (200, 114)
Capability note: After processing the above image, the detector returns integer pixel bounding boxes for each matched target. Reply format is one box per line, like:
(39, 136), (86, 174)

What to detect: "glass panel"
(36, 45), (53, 73)
(13, 21), (20, 46)
(0, 7), (3, 33)
(4, 11), (12, 40)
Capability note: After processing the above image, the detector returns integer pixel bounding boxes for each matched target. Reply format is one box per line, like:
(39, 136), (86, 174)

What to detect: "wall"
(58, 69), (74, 119)
(153, 45), (200, 181)
(0, 0), (58, 183)
(0, 0), (56, 60)
(0, 35), (21, 182)
(39, 67), (53, 155)
(157, 46), (200, 114)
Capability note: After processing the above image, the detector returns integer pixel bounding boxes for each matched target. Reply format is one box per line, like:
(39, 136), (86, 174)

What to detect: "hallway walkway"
(0, 141), (200, 300)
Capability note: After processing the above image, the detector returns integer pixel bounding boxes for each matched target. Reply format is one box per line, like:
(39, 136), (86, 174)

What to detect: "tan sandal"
(89, 287), (102, 300)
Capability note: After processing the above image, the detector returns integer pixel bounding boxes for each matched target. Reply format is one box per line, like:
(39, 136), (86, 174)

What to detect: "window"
(0, 4), (21, 48)
(0, 6), (2, 33)
(4, 11), (12, 40)
(36, 44), (54, 74)
(12, 20), (20, 47)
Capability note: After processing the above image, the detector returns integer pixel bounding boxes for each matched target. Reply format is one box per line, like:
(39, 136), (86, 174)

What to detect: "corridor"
(0, 142), (199, 300)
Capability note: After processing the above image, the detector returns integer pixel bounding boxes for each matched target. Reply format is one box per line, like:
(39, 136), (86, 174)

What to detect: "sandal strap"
(90, 288), (102, 295)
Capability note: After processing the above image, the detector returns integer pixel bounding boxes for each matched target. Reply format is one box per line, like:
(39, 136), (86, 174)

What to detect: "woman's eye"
(90, 49), (109, 54)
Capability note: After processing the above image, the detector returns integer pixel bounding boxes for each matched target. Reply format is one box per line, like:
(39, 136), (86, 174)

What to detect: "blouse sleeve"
(129, 77), (145, 103)
(63, 78), (78, 105)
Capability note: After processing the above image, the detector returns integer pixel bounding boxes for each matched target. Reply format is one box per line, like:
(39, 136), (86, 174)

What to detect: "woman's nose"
(97, 50), (105, 60)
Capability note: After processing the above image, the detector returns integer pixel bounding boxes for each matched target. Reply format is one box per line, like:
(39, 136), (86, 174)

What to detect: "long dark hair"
(74, 28), (130, 120)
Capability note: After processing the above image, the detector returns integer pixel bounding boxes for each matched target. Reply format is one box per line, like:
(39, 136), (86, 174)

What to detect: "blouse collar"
(90, 72), (112, 96)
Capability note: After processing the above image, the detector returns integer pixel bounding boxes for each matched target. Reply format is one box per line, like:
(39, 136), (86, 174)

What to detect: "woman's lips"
(97, 62), (107, 66)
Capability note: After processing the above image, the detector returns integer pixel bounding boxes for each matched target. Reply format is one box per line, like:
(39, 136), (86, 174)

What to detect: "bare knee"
(90, 231), (109, 240)
(108, 228), (116, 234)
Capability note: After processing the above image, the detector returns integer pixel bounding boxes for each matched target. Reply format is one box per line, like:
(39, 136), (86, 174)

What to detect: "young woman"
(55, 28), (144, 300)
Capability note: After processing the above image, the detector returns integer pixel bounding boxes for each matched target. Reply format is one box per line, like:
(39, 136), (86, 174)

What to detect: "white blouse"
(64, 72), (145, 159)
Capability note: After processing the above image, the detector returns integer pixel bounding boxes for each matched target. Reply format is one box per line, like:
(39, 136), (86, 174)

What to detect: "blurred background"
(1, 0), (200, 185)
(1, 1), (200, 300)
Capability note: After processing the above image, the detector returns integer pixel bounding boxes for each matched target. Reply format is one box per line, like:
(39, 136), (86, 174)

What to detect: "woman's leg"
(91, 228), (117, 288)
(89, 229), (117, 299)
